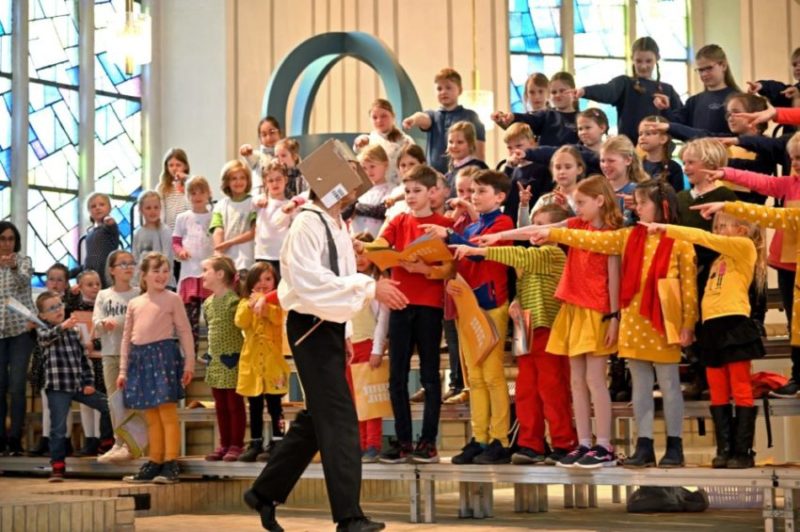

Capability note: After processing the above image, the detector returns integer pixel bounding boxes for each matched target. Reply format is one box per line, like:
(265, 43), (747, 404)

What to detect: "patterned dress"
(203, 290), (243, 389)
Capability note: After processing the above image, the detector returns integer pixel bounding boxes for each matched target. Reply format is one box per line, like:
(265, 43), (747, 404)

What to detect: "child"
(346, 145), (392, 237)
(654, 201), (767, 469)
(118, 252), (195, 484)
(83, 192), (119, 288)
(577, 36), (682, 141)
(444, 121), (489, 191)
(749, 47), (800, 109)
(210, 160), (257, 272)
(502, 123), (552, 226)
(599, 135), (648, 225)
(638, 116), (684, 192)
(235, 262), (290, 462)
(253, 160), (292, 273)
(538, 181), (698, 468)
(240, 116), (283, 178)
(157, 148), (191, 232)
(354, 98), (415, 185)
(495, 72), (579, 148)
(274, 138), (308, 199)
(529, 176), (623, 468)
(346, 233), (390, 462)
(94, 250), (138, 463)
(525, 145), (587, 222)
(402, 68), (486, 173)
(133, 191), (176, 288)
(429, 170), (515, 465)
(455, 203), (578, 465)
(173, 176), (214, 350)
(522, 72), (549, 113)
(201, 256), (246, 462)
(37, 291), (113, 482)
(383, 144), (427, 223)
(360, 164), (454, 464)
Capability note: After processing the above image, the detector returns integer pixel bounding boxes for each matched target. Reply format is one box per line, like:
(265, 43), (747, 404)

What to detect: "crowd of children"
(11, 40), (800, 486)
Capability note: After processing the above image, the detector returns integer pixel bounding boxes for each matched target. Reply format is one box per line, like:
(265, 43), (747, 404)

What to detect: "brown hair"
(203, 256), (238, 292)
(138, 252), (170, 293)
(434, 67), (462, 90)
(472, 169), (511, 195)
(638, 115), (674, 180)
(158, 148), (190, 197)
(524, 72), (549, 111)
(575, 175), (623, 229)
(36, 291), (62, 313)
(186, 175), (212, 199)
(397, 144), (426, 167)
(447, 121), (477, 160)
(105, 250), (134, 285)
(258, 116), (282, 138)
(550, 71), (576, 89)
(402, 164), (438, 189)
(578, 108), (609, 133)
(220, 160), (252, 197)
(726, 92), (770, 133)
(242, 261), (280, 298)
(358, 144), (389, 165)
(503, 122), (535, 143)
(601, 135), (648, 184)
(261, 159), (289, 179)
(550, 145), (587, 179)
(634, 180), (679, 223)
(369, 99), (404, 143)
(532, 203), (571, 224)
(696, 44), (741, 92)
(275, 138), (301, 164)
(631, 36), (662, 93)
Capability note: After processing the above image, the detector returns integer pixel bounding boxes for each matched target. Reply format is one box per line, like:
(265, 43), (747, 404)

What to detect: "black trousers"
(250, 311), (363, 523)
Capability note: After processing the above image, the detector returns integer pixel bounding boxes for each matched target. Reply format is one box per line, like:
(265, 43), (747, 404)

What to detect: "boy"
(358, 165), (454, 464)
(402, 68), (486, 173)
(37, 291), (112, 482)
(501, 123), (553, 226)
(424, 169), (514, 464)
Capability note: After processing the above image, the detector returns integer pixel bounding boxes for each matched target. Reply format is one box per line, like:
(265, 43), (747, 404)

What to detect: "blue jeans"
(0, 332), (34, 439)
(47, 388), (112, 463)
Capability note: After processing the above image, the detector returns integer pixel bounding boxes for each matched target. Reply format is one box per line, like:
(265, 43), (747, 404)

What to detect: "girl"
(210, 160), (257, 272)
(254, 160), (292, 272)
(599, 135), (649, 225)
(383, 144), (427, 223)
(235, 262), (290, 463)
(535, 181), (698, 468)
(118, 252), (195, 484)
(201, 256), (246, 462)
(444, 121), (488, 191)
(83, 192), (119, 288)
(353, 98), (415, 186)
(526, 145), (587, 222)
(523, 72), (549, 113)
(496, 72), (580, 147)
(240, 116), (283, 177)
(157, 148), (191, 232)
(652, 200), (767, 469)
(133, 191), (176, 288)
(94, 250), (138, 463)
(173, 176), (214, 353)
(345, 145), (392, 237)
(637, 116), (684, 192)
(346, 233), (390, 462)
(577, 36), (682, 141)
(274, 138), (308, 199)
(749, 47), (800, 109)
(526, 175), (623, 468)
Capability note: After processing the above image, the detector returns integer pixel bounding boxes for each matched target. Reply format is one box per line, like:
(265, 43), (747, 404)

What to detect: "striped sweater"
(486, 245), (565, 329)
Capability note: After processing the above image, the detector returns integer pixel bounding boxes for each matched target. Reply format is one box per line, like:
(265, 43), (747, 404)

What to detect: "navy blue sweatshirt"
(511, 110), (579, 147)
(502, 161), (553, 224)
(523, 144), (601, 176)
(642, 159), (685, 192)
(666, 87), (736, 135)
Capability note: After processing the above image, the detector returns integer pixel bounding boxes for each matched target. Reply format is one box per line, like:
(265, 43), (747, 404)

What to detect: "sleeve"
(513, 111), (546, 135)
(486, 245), (559, 274)
(665, 95), (692, 125)
(234, 299), (251, 332)
(737, 135), (789, 165)
(722, 200), (800, 231)
(448, 216), (514, 253)
(668, 161), (685, 192)
(676, 241), (698, 330)
(548, 227), (626, 255)
(667, 121), (719, 141)
(665, 223), (757, 257)
(242, 152), (260, 170)
(517, 204), (531, 228)
(119, 302), (134, 377)
(421, 110), (436, 132)
(776, 108), (800, 126)
(757, 80), (794, 108)
(722, 167), (790, 198)
(581, 76), (628, 105)
(92, 291), (106, 331)
(11, 255), (33, 291)
(209, 202), (224, 233)
(667, 86), (683, 115)
(132, 229), (143, 260)
(171, 293), (195, 372)
(524, 146), (557, 166)
(172, 236), (184, 255)
(37, 325), (65, 348)
(371, 302), (390, 355)
(172, 213), (186, 239)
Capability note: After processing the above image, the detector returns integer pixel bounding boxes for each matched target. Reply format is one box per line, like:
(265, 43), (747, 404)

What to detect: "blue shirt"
(615, 181), (638, 226)
(423, 105), (486, 173)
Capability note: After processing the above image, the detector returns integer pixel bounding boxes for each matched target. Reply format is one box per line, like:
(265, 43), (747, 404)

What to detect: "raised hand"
(470, 233), (501, 247)
(419, 224), (448, 240)
(652, 93), (670, 110)
(746, 80), (762, 94)
(731, 107), (777, 127)
(518, 182), (532, 207)
(450, 244), (485, 260)
(239, 143), (254, 157)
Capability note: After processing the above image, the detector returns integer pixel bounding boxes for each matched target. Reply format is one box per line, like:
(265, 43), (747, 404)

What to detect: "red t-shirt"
(381, 212), (454, 308)
(456, 213), (514, 309)
(554, 217), (611, 314)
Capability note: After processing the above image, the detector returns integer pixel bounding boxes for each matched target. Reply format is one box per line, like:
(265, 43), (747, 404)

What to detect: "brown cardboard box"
(297, 139), (373, 208)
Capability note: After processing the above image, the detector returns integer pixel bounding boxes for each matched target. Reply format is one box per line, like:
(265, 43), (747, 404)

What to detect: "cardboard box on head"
(298, 139), (373, 209)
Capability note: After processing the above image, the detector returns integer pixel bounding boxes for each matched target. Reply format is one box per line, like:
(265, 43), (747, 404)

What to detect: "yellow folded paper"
(350, 361), (393, 421)
(365, 234), (453, 271)
(448, 275), (499, 366)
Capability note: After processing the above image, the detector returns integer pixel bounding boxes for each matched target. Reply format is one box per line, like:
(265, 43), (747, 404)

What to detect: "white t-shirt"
(210, 196), (256, 270)
(254, 196), (291, 261)
(173, 210), (213, 280)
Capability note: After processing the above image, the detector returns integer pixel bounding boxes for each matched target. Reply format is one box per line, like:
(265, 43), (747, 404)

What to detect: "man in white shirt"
(244, 187), (408, 532)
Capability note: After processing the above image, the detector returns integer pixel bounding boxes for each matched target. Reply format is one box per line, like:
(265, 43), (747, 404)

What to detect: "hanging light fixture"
(109, 0), (152, 75)
(460, 0), (495, 131)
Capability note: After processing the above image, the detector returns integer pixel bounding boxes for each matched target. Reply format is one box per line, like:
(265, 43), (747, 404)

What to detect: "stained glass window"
(0, 0), (12, 221)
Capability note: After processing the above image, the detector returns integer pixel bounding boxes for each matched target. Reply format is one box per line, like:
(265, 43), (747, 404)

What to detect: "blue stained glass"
(510, 13), (522, 37)
(514, 0), (529, 11)
(0, 148), (9, 179)
(510, 37), (526, 53)
(523, 36), (540, 53)
(97, 52), (125, 86)
(3, 91), (10, 110)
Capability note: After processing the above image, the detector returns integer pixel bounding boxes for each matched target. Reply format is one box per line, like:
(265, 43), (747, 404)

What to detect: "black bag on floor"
(627, 486), (709, 513)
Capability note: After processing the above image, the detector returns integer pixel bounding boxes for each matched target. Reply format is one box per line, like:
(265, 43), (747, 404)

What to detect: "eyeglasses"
(113, 262), (136, 269)
(43, 302), (64, 313)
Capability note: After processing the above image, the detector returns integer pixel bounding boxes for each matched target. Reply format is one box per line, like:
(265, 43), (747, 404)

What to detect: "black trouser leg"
(248, 395), (264, 440)
(265, 394), (283, 437)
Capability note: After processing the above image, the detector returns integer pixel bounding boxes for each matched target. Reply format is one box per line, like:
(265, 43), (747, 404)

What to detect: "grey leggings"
(628, 359), (684, 439)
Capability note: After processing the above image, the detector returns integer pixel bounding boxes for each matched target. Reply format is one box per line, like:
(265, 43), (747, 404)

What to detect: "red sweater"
(554, 217), (611, 314)
(776, 107), (800, 126)
(381, 212), (454, 308)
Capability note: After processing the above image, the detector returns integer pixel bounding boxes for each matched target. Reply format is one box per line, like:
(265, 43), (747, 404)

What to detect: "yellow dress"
(549, 227), (698, 363)
(234, 298), (291, 397)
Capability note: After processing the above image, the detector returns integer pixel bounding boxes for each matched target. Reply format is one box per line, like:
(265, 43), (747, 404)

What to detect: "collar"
(452, 156), (476, 168)
(439, 104), (464, 113)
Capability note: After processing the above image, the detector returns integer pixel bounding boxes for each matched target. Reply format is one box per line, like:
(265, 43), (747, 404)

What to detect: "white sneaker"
(98, 443), (132, 463)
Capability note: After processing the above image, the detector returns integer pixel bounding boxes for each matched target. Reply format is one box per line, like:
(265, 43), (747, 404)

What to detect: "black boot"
(27, 437), (50, 457)
(623, 437), (655, 468)
(75, 437), (100, 457)
(709, 405), (733, 468)
(727, 406), (757, 469)
(6, 437), (24, 457)
(658, 436), (685, 468)
(238, 439), (263, 463)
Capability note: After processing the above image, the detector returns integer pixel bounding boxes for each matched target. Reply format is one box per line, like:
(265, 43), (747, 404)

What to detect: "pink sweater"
(722, 167), (800, 271)
(119, 289), (196, 377)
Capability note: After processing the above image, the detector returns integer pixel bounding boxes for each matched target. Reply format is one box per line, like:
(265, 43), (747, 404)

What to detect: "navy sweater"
(667, 87), (736, 135)
(511, 110), (579, 147)
(502, 161), (553, 225)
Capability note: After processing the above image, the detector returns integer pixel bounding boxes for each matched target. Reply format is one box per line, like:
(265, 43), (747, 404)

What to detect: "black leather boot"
(709, 404), (733, 468)
(623, 437), (655, 468)
(658, 436), (685, 468)
(727, 405), (757, 469)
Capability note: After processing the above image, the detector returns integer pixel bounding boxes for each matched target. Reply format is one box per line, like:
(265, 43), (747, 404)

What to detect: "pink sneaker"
(205, 447), (228, 461)
(223, 446), (243, 462)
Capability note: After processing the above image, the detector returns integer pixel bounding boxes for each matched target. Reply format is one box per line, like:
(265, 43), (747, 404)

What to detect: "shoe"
(575, 445), (617, 469)
(378, 440), (413, 464)
(544, 448), (570, 465)
(409, 388), (425, 403)
(658, 436), (685, 468)
(473, 439), (510, 465)
(710, 404), (733, 468)
(243, 489), (283, 532)
(153, 460), (180, 484)
(451, 438), (485, 465)
(258, 439), (280, 462)
(727, 406), (757, 469)
(239, 439), (263, 462)
(123, 461), (162, 483)
(362, 446), (380, 463)
(770, 379), (800, 398)
(205, 446), (228, 461)
(623, 437), (656, 468)
(556, 445), (590, 468)
(444, 390), (469, 405)
(336, 516), (386, 532)
(74, 437), (100, 457)
(49, 461), (65, 483)
(6, 437), (23, 457)
(28, 437), (50, 457)
(441, 388), (459, 403)
(511, 446), (546, 465)
(98, 442), (131, 464)
(411, 440), (440, 464)
(97, 438), (114, 455)
(223, 445), (244, 462)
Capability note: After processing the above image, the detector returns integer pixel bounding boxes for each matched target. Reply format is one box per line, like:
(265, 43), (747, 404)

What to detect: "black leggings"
(248, 394), (284, 439)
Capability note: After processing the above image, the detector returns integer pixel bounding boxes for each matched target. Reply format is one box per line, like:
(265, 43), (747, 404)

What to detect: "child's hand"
(369, 354), (382, 369)
(718, 137), (739, 146)
(352, 239), (366, 254)
(641, 120), (669, 133)
(248, 292), (261, 309)
(783, 86), (799, 99)
(551, 190), (568, 207)
(254, 195), (269, 209)
(679, 327), (695, 347)
(508, 299), (522, 320)
(491, 111), (513, 128)
(518, 182), (532, 207)
(70, 284), (81, 295)
(116, 375), (126, 389)
(177, 249), (191, 261)
(181, 369), (193, 387)
(652, 93), (670, 110)
(731, 106), (777, 127)
(281, 200), (299, 215)
(698, 168), (725, 181)
(354, 135), (370, 150)
(746, 81), (762, 94)
(374, 279), (409, 310)
(83, 385), (95, 395)
(239, 143), (254, 157)
(638, 221), (667, 234)
(528, 227), (550, 245)
(617, 193), (634, 210)
(214, 241), (232, 253)
(470, 233), (501, 247)
(604, 316), (619, 348)
(445, 281), (464, 297)
(61, 316), (78, 330)
(572, 87), (585, 100)
(420, 224), (448, 240)
(103, 216), (116, 226)
(401, 116), (416, 130)
(450, 245), (484, 260)
(102, 318), (117, 331)
(253, 295), (267, 316)
(689, 201), (726, 220)
(384, 196), (397, 208)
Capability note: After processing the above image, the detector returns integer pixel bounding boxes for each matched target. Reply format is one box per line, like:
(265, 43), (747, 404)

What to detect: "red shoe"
(49, 461), (65, 482)
(223, 446), (243, 462)
(205, 446), (228, 461)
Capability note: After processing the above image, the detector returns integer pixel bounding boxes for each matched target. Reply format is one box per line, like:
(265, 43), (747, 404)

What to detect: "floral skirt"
(123, 339), (185, 409)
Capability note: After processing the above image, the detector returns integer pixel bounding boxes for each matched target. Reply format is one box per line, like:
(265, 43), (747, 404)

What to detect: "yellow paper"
(780, 200), (800, 263)
(365, 234), (453, 271)
(657, 278), (682, 345)
(350, 362), (393, 421)
(448, 275), (499, 366)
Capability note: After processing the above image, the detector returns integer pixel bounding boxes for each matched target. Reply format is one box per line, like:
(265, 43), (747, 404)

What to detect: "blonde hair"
(202, 256), (238, 292)
(186, 175), (211, 199)
(575, 174), (623, 229)
(220, 160), (252, 197)
(358, 144), (389, 165)
(713, 213), (767, 295)
(787, 132), (800, 164)
(137, 190), (162, 226)
(434, 67), (462, 89)
(680, 138), (729, 169)
(550, 145), (587, 179)
(275, 138), (301, 164)
(86, 192), (111, 225)
(523, 73), (549, 111)
(696, 44), (741, 92)
(601, 135), (648, 184)
(138, 252), (170, 293)
(448, 121), (477, 158)
(158, 148), (190, 197)
(503, 122), (535, 144)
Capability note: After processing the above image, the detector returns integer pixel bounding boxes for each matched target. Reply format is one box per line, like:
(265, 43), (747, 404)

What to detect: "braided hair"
(640, 115), (674, 181)
(631, 37), (662, 94)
